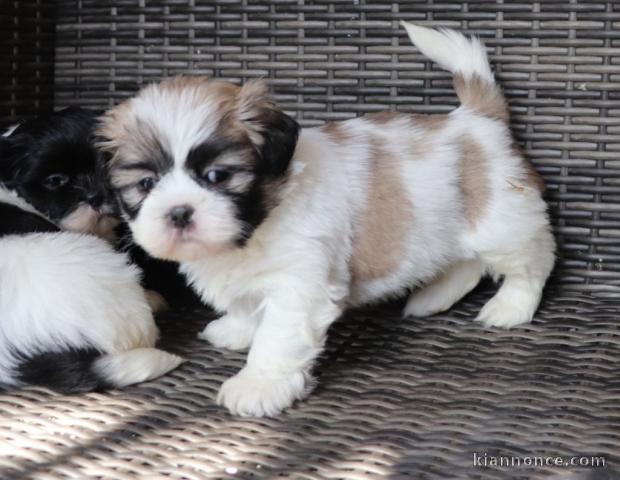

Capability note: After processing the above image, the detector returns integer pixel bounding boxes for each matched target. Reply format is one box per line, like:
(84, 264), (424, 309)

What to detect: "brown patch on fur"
(403, 114), (449, 160)
(458, 134), (489, 227)
(349, 138), (414, 283)
(365, 111), (403, 124)
(365, 111), (448, 132)
(97, 76), (257, 167)
(453, 74), (509, 122)
(511, 141), (546, 193)
(321, 121), (352, 144)
(411, 114), (449, 132)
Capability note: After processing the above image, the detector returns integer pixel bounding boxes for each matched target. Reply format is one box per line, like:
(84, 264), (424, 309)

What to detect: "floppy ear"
(237, 79), (300, 177)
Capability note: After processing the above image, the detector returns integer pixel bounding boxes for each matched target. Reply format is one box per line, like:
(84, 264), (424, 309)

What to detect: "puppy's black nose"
(87, 192), (104, 208)
(169, 206), (194, 229)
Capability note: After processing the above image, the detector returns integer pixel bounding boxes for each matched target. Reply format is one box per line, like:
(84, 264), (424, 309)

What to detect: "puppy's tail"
(400, 22), (509, 121)
(92, 348), (183, 388)
(17, 347), (183, 393)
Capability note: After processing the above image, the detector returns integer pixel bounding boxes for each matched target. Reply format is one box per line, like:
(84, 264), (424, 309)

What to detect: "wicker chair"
(1, 1), (619, 479)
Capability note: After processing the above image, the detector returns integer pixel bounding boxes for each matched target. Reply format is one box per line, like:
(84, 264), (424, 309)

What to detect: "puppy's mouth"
(178, 232), (231, 257)
(152, 229), (233, 261)
(59, 203), (120, 240)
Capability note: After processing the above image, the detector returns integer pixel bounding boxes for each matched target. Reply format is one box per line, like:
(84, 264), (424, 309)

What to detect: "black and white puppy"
(1, 107), (119, 239)
(0, 108), (182, 393)
(98, 25), (555, 416)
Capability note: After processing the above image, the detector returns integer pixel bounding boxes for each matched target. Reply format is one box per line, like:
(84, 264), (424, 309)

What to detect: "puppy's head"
(97, 76), (299, 261)
(0, 107), (118, 238)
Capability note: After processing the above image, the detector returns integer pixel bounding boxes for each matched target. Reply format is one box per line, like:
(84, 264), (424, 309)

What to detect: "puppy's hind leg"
(404, 258), (484, 317)
(476, 229), (555, 329)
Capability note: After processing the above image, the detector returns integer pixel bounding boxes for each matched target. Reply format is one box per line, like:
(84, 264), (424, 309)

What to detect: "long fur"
(0, 187), (182, 391)
(98, 24), (555, 416)
(0, 108), (183, 392)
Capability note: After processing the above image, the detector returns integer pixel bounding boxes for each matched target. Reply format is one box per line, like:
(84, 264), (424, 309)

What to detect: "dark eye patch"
(186, 138), (236, 169)
(186, 138), (254, 173)
(112, 138), (173, 180)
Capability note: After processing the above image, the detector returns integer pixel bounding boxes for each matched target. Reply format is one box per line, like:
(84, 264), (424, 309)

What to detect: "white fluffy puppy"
(98, 23), (555, 416)
(0, 187), (183, 392)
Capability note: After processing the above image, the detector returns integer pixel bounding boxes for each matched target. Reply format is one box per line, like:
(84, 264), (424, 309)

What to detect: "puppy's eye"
(137, 176), (157, 193)
(205, 169), (230, 185)
(43, 174), (69, 190)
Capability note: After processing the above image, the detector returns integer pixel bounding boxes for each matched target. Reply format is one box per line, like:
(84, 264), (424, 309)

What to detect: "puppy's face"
(97, 76), (299, 261)
(0, 107), (118, 238)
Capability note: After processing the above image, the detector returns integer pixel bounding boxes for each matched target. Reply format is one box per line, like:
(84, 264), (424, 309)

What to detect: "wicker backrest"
(0, 1), (55, 124)
(3, 1), (620, 288)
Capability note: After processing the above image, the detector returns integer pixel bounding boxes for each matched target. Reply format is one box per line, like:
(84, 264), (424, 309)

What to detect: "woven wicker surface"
(0, 1), (55, 125)
(1, 290), (619, 479)
(1, 1), (620, 479)
(52, 0), (620, 287)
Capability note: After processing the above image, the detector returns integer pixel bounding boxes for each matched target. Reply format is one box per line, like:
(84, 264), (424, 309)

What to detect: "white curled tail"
(401, 21), (508, 121)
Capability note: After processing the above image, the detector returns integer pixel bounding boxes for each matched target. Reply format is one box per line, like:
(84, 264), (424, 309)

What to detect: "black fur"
(116, 143), (174, 176)
(180, 111), (298, 246)
(15, 348), (111, 394)
(115, 223), (202, 306)
(0, 202), (60, 237)
(185, 137), (240, 173)
(0, 107), (111, 222)
(230, 185), (269, 246)
(118, 196), (141, 221)
(258, 109), (300, 177)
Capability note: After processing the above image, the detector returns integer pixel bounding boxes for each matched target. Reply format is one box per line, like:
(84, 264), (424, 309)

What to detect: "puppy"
(98, 24), (555, 416)
(1, 107), (120, 239)
(0, 108), (182, 392)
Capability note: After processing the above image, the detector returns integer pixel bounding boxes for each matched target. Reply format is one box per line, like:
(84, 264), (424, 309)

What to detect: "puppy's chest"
(182, 253), (274, 310)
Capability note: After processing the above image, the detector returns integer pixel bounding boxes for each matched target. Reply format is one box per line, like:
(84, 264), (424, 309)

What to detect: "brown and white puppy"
(98, 23), (555, 416)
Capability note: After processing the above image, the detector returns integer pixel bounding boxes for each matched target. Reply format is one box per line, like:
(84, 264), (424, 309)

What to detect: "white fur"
(0, 185), (44, 217)
(132, 169), (242, 261)
(0, 187), (182, 387)
(3, 124), (20, 137)
(121, 25), (555, 416)
(400, 21), (493, 82)
(92, 348), (181, 387)
(132, 83), (221, 166)
(404, 258), (485, 318)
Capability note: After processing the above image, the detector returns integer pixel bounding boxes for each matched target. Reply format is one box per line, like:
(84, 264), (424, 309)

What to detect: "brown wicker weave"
(1, 1), (619, 479)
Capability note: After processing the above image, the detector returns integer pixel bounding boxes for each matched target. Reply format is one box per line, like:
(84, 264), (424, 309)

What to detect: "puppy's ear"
(237, 80), (300, 177)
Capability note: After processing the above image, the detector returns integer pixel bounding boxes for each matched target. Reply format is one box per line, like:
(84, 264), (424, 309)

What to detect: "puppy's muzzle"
(168, 205), (194, 230)
(87, 191), (104, 209)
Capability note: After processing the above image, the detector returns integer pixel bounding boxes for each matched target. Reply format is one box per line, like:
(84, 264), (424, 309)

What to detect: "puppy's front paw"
(217, 368), (311, 417)
(198, 314), (256, 351)
(475, 295), (533, 328)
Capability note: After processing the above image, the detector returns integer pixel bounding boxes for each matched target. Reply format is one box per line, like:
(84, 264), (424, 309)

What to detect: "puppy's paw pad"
(475, 296), (533, 329)
(198, 315), (255, 351)
(217, 368), (310, 417)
